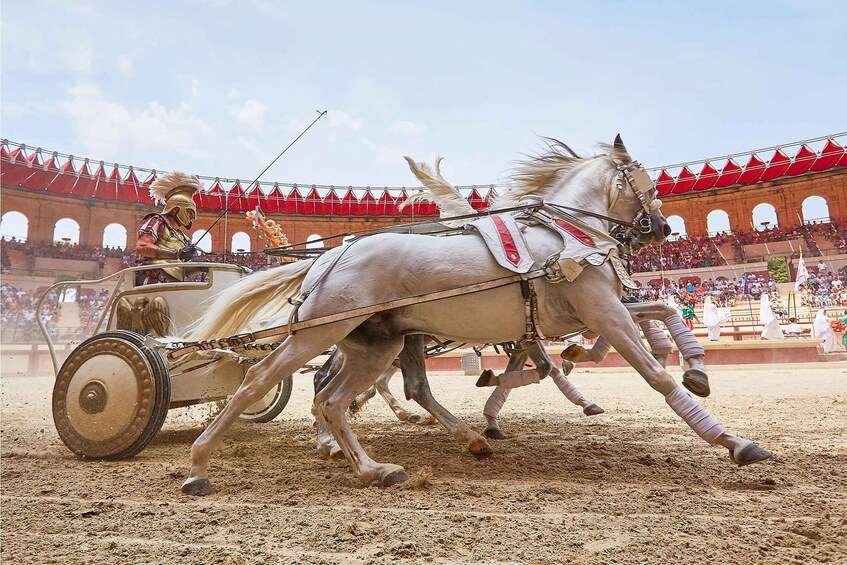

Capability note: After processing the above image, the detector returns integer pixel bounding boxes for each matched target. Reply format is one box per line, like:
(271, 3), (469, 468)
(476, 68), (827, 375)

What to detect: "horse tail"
(399, 156), (475, 225)
(186, 259), (315, 341)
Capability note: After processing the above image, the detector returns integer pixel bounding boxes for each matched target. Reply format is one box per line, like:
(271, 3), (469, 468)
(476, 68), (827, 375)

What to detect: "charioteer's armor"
(135, 171), (203, 286)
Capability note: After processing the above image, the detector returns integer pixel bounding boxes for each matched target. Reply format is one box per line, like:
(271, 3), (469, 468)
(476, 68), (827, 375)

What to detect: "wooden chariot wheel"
(239, 375), (293, 423)
(52, 331), (171, 459)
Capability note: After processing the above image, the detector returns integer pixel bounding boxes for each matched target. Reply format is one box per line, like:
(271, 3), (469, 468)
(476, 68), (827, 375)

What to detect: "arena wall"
(2, 168), (844, 251)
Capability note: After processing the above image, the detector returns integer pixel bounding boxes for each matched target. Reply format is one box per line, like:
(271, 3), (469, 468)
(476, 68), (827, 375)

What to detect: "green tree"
(767, 256), (789, 283)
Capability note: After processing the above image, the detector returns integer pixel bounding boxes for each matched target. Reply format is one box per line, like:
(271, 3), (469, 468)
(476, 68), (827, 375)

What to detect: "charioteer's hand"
(179, 245), (201, 261)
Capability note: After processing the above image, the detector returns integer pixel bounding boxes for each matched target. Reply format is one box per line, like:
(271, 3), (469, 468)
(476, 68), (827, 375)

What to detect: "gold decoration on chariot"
(115, 296), (171, 336)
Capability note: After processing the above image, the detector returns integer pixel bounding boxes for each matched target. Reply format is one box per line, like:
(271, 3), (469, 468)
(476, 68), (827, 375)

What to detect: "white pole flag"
(794, 252), (809, 291)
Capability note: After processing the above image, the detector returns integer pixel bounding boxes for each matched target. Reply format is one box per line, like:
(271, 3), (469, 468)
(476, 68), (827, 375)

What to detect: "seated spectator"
(784, 317), (803, 336)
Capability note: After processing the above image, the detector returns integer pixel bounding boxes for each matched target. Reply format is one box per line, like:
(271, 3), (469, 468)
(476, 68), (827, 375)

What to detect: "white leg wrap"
(483, 386), (510, 419)
(498, 369), (540, 389)
(590, 336), (611, 361)
(665, 387), (725, 444)
(550, 370), (585, 406)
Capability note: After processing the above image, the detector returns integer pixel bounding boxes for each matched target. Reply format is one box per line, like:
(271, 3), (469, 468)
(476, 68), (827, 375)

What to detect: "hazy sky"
(2, 0), (845, 189)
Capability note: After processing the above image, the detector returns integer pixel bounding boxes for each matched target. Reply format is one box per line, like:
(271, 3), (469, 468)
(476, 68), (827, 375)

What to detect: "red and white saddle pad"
(469, 215), (535, 273)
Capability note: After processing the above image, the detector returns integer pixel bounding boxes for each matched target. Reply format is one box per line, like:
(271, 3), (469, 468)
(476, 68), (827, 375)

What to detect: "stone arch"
(102, 223), (127, 249)
(306, 234), (323, 249)
(706, 209), (731, 235)
(666, 215), (687, 240)
(53, 218), (81, 244)
(801, 195), (830, 224)
(192, 230), (212, 253)
(231, 231), (251, 253)
(1, 211), (29, 241)
(751, 203), (778, 231)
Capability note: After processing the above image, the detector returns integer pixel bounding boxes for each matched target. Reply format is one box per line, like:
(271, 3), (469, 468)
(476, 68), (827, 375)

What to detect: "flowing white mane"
(492, 137), (632, 209)
(402, 137), (635, 223)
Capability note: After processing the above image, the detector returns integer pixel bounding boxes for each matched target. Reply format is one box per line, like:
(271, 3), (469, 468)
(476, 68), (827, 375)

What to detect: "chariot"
(37, 262), (295, 460)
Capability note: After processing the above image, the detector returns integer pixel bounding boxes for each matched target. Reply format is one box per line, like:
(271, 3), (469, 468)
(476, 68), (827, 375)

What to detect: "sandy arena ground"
(2, 362), (846, 564)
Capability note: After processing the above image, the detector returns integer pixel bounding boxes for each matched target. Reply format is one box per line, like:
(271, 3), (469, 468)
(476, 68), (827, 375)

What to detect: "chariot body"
(37, 262), (294, 460)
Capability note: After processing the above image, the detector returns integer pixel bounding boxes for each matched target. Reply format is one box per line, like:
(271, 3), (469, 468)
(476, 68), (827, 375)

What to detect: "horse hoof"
(476, 370), (495, 387)
(682, 369), (711, 398)
(483, 427), (508, 440)
(468, 438), (494, 459)
(329, 448), (345, 461)
(181, 478), (213, 496)
(381, 469), (409, 487)
(407, 414), (425, 425)
(730, 443), (773, 467)
(582, 403), (605, 416)
(561, 360), (575, 376)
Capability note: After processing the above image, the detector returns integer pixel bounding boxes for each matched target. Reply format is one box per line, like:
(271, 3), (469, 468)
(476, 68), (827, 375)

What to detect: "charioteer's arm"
(136, 234), (201, 261)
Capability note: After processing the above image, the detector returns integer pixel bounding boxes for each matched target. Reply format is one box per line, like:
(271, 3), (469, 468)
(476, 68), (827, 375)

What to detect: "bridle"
(546, 155), (662, 248)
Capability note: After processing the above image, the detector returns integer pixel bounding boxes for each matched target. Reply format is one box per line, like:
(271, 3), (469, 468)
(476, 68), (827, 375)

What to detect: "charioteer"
(134, 171), (203, 286)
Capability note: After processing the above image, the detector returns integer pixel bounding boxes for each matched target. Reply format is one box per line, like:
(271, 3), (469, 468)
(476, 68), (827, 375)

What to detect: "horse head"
(604, 134), (669, 249)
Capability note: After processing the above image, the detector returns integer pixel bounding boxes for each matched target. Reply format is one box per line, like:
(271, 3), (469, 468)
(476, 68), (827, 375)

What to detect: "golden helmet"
(149, 171), (203, 228)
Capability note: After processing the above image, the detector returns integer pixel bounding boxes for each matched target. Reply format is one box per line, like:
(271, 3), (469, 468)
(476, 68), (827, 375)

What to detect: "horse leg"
(626, 302), (710, 397)
(397, 335), (491, 454)
(316, 336), (410, 486)
(181, 324), (354, 496)
(313, 350), (344, 459)
(350, 385), (377, 415)
(526, 343), (603, 416)
(576, 295), (771, 467)
(374, 365), (432, 424)
(482, 350), (527, 439)
(477, 343), (543, 388)
(561, 336), (611, 363)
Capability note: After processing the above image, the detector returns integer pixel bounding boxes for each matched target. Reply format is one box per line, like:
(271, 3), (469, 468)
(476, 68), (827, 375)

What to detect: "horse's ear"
(614, 134), (626, 152)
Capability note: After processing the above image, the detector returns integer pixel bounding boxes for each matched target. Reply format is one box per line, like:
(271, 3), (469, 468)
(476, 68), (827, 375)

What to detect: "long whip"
(194, 110), (327, 248)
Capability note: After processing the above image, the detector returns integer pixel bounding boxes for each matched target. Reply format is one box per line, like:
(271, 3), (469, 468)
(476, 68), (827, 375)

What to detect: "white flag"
(794, 253), (809, 291)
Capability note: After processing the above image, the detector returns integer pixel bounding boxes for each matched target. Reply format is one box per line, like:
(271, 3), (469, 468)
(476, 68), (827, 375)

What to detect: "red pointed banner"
(264, 183), (284, 213)
(693, 162), (719, 191)
(227, 182), (246, 212)
(360, 191), (377, 216)
(26, 149), (43, 167)
(340, 189), (356, 215)
(0, 160), (33, 186)
(303, 187), (321, 215)
(117, 167), (140, 203)
(138, 171), (157, 206)
(78, 162), (104, 198)
(244, 184), (263, 213)
(468, 187), (487, 210)
(92, 165), (121, 200)
(811, 139), (845, 172)
(655, 170), (674, 196)
(70, 160), (95, 197)
(376, 190), (397, 215)
(206, 180), (226, 211)
(22, 153), (60, 191)
(324, 190), (342, 215)
(785, 145), (816, 177)
(760, 149), (790, 182)
(715, 159), (741, 188)
(286, 187), (304, 215)
(737, 154), (766, 185)
(49, 157), (77, 195)
(671, 166), (696, 194)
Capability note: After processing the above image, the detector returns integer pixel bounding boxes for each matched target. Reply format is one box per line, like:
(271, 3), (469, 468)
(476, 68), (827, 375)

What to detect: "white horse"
(179, 136), (771, 495)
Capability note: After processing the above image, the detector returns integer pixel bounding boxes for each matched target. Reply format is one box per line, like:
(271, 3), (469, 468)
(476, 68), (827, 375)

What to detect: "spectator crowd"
(797, 268), (847, 308)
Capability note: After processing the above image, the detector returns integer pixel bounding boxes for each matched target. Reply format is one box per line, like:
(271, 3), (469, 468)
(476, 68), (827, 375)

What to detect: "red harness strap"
(491, 215), (522, 266)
